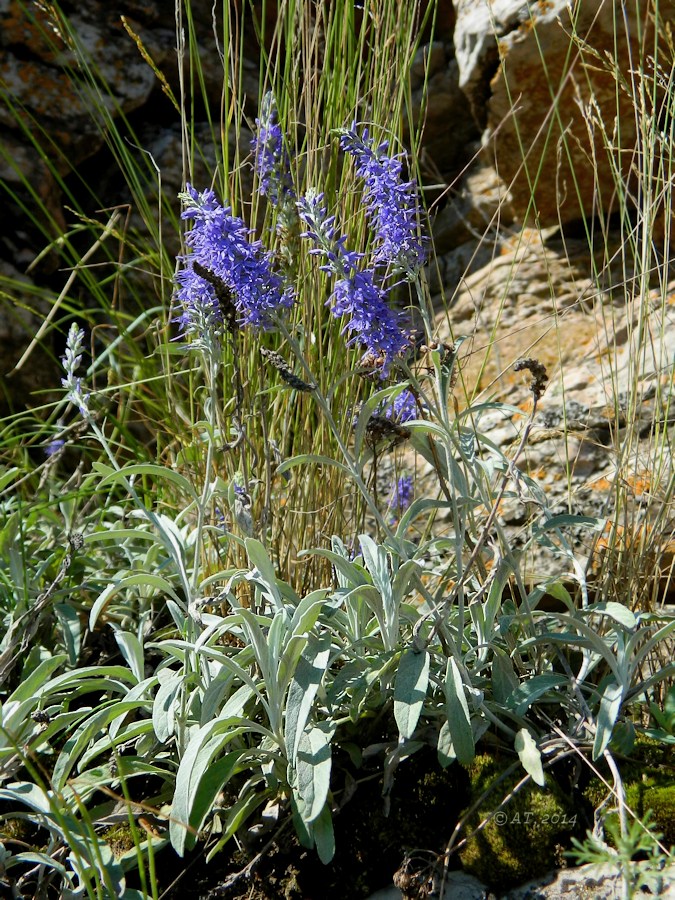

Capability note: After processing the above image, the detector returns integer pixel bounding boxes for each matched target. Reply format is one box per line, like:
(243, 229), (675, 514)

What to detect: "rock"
(408, 42), (480, 182)
(453, 0), (675, 226)
(0, 0), (262, 396)
(368, 863), (675, 900)
(503, 862), (675, 899)
(416, 221), (675, 595)
(0, 134), (67, 260)
(120, 120), (252, 258)
(365, 887), (402, 900)
(431, 159), (514, 253)
(454, 0), (536, 128)
(0, 0), (173, 231)
(0, 1), (171, 171)
(368, 868), (490, 900)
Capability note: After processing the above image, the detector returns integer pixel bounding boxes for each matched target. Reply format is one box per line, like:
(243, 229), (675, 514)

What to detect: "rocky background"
(1, 0), (674, 601)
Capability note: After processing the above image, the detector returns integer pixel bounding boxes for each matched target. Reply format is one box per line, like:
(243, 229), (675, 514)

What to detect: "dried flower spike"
(260, 347), (314, 392)
(364, 415), (411, 450)
(513, 357), (548, 401)
(192, 261), (239, 334)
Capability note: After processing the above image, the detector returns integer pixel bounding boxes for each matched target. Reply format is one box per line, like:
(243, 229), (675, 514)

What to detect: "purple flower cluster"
(331, 271), (410, 368)
(339, 127), (426, 277)
(297, 190), (409, 373)
(388, 473), (414, 523)
(175, 185), (294, 336)
(376, 388), (418, 424)
(251, 93), (294, 206)
(296, 127), (426, 374)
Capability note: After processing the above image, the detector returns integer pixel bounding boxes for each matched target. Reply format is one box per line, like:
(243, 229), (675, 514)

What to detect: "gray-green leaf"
(394, 648), (430, 740)
(593, 681), (624, 760)
(293, 723), (332, 825)
(285, 632), (331, 765)
(444, 658), (474, 765)
(515, 728), (545, 786)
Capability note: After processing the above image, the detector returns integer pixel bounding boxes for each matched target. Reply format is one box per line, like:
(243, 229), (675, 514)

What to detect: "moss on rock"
(585, 778), (675, 847)
(459, 753), (577, 890)
(583, 737), (675, 846)
(638, 784), (675, 846)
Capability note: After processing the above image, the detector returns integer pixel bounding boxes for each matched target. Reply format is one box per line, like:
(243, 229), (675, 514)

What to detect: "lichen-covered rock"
(454, 0), (675, 226)
(417, 220), (675, 598)
(0, 1), (173, 169)
(454, 0), (542, 128)
(504, 862), (675, 899)
(430, 159), (514, 254)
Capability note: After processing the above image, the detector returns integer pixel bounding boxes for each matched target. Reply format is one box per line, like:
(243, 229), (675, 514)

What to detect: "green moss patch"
(459, 754), (578, 890)
(583, 738), (675, 846)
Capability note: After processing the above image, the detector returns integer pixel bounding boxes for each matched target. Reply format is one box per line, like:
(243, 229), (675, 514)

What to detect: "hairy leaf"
(443, 657), (474, 765)
(515, 728), (545, 786)
(394, 648), (430, 740)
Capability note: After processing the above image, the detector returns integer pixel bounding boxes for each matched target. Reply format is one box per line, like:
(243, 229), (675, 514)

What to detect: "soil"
(153, 746), (473, 900)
